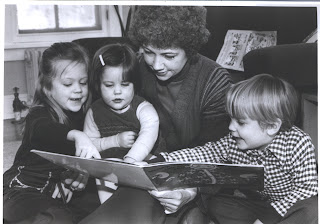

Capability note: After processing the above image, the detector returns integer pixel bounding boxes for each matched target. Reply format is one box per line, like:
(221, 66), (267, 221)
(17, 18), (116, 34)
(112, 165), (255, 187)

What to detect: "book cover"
(216, 30), (277, 71)
(32, 150), (264, 191)
(302, 28), (318, 43)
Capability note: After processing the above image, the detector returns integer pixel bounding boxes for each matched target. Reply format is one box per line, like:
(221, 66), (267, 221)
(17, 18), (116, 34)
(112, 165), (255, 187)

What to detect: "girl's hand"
(61, 170), (88, 191)
(149, 188), (198, 214)
(67, 130), (101, 159)
(52, 182), (73, 203)
(75, 137), (101, 158)
(117, 131), (137, 148)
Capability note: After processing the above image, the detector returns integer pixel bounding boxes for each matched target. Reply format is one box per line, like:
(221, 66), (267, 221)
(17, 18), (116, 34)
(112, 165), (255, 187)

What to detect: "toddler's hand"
(123, 156), (136, 163)
(117, 131), (137, 148)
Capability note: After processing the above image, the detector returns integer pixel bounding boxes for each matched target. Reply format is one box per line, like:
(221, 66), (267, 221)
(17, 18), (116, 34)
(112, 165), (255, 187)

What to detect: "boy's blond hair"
(226, 74), (299, 131)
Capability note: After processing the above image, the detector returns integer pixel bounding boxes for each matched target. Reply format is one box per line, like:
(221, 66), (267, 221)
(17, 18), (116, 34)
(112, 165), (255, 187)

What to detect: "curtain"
(24, 49), (42, 103)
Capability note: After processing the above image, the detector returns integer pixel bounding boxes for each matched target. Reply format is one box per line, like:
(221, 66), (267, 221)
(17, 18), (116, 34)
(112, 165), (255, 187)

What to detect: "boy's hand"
(68, 130), (101, 159)
(117, 131), (137, 148)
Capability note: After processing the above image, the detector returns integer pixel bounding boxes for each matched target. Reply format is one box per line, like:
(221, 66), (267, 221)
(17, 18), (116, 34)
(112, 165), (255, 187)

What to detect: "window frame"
(18, 5), (102, 34)
(5, 4), (111, 49)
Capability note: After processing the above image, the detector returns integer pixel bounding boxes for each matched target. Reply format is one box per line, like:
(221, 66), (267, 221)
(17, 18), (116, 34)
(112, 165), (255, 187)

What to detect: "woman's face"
(141, 45), (188, 81)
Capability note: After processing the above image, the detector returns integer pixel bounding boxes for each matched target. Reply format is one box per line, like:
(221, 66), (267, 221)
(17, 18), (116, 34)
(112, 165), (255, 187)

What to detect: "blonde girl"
(4, 42), (100, 223)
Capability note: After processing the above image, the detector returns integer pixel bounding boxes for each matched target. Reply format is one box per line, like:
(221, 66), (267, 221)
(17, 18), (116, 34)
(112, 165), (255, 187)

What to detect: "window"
(4, 4), (115, 51)
(17, 5), (101, 34)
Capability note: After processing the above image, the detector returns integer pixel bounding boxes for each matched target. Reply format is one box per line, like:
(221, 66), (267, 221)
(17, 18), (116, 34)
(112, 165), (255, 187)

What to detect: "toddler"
(84, 43), (160, 202)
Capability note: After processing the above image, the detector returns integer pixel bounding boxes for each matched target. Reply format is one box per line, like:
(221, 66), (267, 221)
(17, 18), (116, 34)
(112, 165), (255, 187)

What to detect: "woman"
(80, 6), (232, 224)
(131, 6), (231, 152)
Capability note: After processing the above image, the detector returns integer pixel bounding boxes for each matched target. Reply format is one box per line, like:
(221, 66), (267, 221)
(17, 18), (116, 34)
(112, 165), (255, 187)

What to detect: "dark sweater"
(3, 106), (84, 195)
(139, 54), (232, 152)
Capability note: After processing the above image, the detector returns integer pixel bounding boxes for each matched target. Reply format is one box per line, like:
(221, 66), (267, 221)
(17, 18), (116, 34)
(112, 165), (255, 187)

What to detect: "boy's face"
(100, 66), (134, 112)
(229, 117), (274, 151)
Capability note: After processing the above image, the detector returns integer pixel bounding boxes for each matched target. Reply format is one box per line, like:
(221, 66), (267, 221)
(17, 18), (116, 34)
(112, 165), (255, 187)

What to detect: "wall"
(4, 60), (27, 95)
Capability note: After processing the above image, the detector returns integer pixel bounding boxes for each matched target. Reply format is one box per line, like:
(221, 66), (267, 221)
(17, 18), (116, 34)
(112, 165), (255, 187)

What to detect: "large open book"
(32, 150), (264, 191)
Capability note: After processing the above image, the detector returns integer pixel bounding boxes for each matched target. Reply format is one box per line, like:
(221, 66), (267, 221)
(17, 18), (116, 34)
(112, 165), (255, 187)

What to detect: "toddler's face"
(100, 66), (134, 112)
(228, 117), (274, 151)
(49, 60), (88, 112)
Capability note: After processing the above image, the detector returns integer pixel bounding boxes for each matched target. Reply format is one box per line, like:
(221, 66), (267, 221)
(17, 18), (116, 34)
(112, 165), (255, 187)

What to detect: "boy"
(159, 74), (318, 224)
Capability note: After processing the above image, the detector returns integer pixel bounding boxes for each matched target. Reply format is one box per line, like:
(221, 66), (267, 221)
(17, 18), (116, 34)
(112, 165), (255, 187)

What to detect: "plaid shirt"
(161, 126), (318, 216)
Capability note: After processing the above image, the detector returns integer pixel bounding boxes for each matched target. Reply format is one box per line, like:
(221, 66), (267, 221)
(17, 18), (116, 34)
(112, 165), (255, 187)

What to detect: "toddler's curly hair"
(128, 6), (210, 58)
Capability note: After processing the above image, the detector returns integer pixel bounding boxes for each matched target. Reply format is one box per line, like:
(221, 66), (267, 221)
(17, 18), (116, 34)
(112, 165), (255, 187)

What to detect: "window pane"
(58, 5), (96, 28)
(17, 5), (55, 30)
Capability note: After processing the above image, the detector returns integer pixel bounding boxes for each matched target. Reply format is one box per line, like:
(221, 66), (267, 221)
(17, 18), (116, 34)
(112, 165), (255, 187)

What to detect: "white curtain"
(24, 49), (42, 103)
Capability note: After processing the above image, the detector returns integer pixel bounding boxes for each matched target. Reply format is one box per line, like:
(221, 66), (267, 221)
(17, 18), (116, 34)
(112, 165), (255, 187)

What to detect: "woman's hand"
(61, 170), (89, 191)
(52, 182), (73, 203)
(149, 188), (198, 214)
(67, 130), (101, 159)
(117, 131), (137, 148)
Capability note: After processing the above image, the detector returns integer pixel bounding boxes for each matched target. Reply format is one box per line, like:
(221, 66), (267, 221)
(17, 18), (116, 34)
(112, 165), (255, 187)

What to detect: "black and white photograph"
(2, 2), (319, 224)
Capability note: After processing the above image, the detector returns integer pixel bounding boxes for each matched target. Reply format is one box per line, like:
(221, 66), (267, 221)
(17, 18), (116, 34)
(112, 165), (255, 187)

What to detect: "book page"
(302, 28), (318, 43)
(144, 163), (264, 191)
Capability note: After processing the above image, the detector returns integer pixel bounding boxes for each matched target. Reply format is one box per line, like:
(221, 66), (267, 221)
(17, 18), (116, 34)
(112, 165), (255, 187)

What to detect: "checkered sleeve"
(270, 134), (318, 216)
(160, 135), (232, 163)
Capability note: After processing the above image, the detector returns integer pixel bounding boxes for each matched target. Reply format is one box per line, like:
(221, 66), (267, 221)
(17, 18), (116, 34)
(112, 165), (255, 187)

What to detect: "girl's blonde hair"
(226, 74), (300, 131)
(32, 42), (90, 126)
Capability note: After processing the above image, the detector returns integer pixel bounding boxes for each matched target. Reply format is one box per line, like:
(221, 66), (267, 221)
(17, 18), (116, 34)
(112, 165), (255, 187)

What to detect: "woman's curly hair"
(128, 6), (210, 58)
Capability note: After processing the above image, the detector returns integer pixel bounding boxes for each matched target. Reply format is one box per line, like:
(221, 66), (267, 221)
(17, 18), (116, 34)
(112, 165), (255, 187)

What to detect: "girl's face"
(228, 117), (274, 151)
(100, 66), (134, 112)
(141, 45), (188, 81)
(49, 60), (88, 112)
